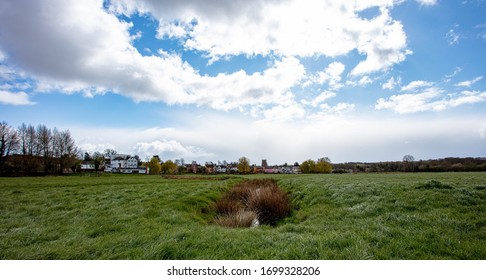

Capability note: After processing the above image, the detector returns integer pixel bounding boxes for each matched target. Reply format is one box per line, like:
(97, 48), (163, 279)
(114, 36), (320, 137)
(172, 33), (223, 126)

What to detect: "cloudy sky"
(1, 0), (485, 164)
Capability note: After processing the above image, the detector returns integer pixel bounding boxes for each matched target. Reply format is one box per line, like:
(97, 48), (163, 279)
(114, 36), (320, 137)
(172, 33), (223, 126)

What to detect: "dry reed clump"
(214, 210), (258, 228)
(212, 179), (291, 227)
(247, 185), (291, 226)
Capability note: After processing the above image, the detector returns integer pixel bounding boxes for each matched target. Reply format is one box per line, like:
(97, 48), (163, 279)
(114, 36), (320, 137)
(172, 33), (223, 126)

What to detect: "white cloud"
(455, 76), (483, 87)
(446, 26), (461, 45)
(260, 102), (306, 122)
(346, 75), (374, 87)
(449, 91), (486, 107)
(301, 91), (337, 108)
(443, 67), (462, 82)
(401, 80), (434, 91)
(79, 143), (117, 154)
(382, 76), (401, 89)
(376, 87), (443, 113)
(415, 0), (438, 6)
(0, 0), (307, 112)
(72, 125), (215, 161)
(349, 9), (411, 76)
(0, 0), (416, 116)
(474, 23), (486, 41)
(0, 90), (35, 105)
(133, 140), (215, 160)
(185, 56), (305, 110)
(376, 88), (486, 114)
(111, 0), (410, 75)
(309, 62), (346, 89)
(358, 76), (373, 86)
(320, 102), (356, 114)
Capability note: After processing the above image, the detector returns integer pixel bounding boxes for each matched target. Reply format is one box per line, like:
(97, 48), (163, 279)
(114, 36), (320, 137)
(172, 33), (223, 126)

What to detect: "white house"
(105, 154), (148, 174)
(80, 161), (95, 171)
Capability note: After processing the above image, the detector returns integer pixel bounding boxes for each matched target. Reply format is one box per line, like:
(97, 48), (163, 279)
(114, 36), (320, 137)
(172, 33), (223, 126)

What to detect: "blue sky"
(1, 0), (485, 164)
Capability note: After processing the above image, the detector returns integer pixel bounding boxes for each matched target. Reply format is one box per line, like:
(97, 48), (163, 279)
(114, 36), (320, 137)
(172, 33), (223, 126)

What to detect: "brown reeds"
(212, 179), (291, 227)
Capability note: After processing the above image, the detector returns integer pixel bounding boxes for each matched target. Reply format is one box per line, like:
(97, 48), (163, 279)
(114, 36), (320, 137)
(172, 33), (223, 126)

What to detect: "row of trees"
(0, 122), (78, 175)
(332, 155), (486, 173)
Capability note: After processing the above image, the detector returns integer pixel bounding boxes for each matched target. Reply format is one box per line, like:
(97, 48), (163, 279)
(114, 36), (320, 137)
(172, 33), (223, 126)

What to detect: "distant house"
(292, 164), (301, 174)
(264, 166), (279, 174)
(105, 154), (148, 174)
(215, 165), (227, 173)
(185, 161), (199, 174)
(80, 161), (95, 171)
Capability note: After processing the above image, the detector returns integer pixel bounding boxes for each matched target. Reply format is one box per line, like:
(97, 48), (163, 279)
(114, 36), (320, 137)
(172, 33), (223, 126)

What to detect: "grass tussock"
(416, 180), (453, 190)
(214, 210), (258, 228)
(213, 179), (291, 227)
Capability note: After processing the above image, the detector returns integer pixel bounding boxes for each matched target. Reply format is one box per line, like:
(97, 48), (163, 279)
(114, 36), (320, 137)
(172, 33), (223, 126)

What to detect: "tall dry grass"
(247, 185), (291, 226)
(212, 179), (291, 227)
(214, 210), (258, 228)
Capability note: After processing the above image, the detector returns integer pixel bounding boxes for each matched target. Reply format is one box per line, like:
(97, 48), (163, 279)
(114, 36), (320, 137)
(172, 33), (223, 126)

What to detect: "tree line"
(332, 155), (486, 173)
(0, 121), (78, 175)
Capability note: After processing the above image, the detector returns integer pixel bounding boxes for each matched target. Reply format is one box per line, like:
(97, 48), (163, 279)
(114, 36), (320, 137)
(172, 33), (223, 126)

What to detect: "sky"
(0, 0), (485, 165)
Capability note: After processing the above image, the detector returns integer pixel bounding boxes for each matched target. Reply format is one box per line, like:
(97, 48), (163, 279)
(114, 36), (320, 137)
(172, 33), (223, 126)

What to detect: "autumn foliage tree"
(237, 156), (251, 174)
(148, 156), (161, 175)
(300, 158), (332, 174)
(161, 160), (178, 175)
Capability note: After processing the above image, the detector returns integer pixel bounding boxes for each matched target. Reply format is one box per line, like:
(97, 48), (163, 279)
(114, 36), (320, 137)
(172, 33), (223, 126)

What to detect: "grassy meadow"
(0, 173), (485, 259)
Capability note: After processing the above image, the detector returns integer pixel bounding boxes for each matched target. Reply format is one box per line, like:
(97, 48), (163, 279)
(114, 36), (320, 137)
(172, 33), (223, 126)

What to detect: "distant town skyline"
(1, 0), (485, 164)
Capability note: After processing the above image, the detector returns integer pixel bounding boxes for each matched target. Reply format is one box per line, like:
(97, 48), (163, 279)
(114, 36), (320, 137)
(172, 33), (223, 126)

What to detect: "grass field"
(1, 173), (485, 259)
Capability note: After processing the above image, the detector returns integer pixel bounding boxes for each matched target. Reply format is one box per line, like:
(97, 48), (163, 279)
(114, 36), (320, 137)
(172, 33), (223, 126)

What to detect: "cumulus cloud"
(133, 140), (215, 160)
(382, 76), (401, 89)
(358, 76), (373, 86)
(110, 0), (410, 75)
(0, 90), (35, 105)
(305, 62), (345, 89)
(0, 0), (415, 115)
(0, 0), (308, 111)
(79, 143), (117, 154)
(349, 9), (411, 76)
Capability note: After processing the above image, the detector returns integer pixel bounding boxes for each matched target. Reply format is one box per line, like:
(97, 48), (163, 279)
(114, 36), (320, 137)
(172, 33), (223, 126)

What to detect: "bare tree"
(0, 121), (19, 169)
(36, 124), (52, 173)
(402, 154), (416, 172)
(54, 129), (77, 173)
(103, 149), (117, 158)
(403, 154), (415, 162)
(17, 123), (39, 174)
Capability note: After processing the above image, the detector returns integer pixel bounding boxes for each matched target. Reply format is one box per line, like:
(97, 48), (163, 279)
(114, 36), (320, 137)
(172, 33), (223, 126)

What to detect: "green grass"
(0, 173), (485, 259)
